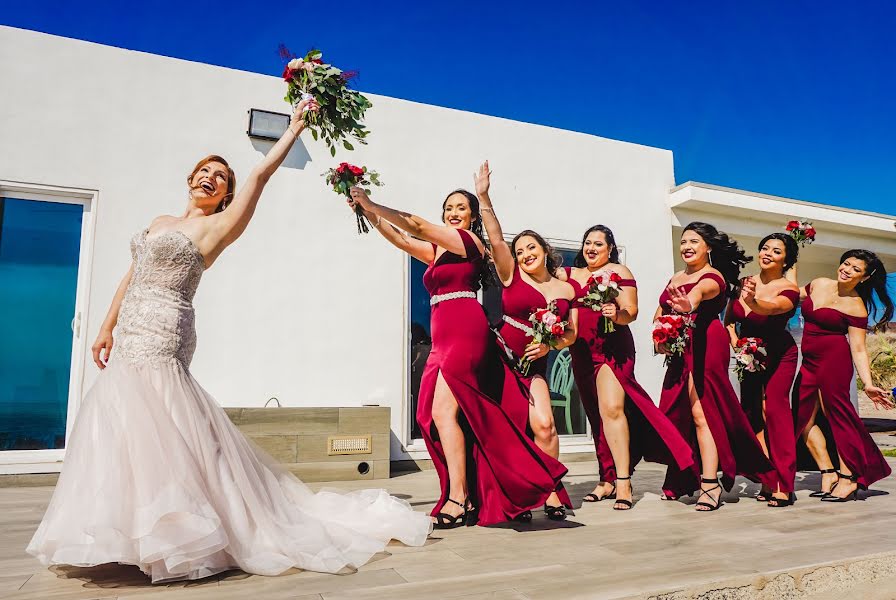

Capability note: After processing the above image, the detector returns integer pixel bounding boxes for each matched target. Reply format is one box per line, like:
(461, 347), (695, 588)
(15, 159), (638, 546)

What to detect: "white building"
(2, 26), (894, 475)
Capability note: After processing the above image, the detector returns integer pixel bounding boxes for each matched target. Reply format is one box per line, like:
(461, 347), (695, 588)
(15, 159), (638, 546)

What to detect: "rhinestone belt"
(430, 291), (477, 306)
(502, 315), (534, 336)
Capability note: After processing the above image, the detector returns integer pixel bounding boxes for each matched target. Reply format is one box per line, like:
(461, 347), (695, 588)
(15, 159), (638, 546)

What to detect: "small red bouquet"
(652, 313), (695, 366)
(323, 163), (383, 234)
(519, 301), (568, 376)
(582, 270), (622, 332)
(785, 219), (816, 247)
(733, 337), (768, 381)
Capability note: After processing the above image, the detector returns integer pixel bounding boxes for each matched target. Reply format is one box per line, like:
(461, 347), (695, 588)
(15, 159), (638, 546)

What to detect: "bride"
(27, 97), (431, 583)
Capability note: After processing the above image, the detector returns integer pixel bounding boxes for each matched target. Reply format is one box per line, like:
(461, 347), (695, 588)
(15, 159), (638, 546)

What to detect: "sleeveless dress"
(417, 230), (568, 526)
(494, 265), (573, 508)
(729, 287), (800, 493)
(658, 272), (774, 498)
(27, 228), (431, 583)
(793, 283), (891, 488)
(564, 268), (694, 483)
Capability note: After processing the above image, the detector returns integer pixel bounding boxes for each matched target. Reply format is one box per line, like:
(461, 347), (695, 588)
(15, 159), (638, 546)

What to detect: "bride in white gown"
(26, 97), (431, 583)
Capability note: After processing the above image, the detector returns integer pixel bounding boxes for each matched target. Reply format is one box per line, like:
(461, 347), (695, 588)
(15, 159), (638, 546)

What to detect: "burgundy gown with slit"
(793, 283), (891, 488)
(496, 266), (573, 507)
(658, 272), (774, 498)
(564, 268), (695, 483)
(729, 289), (800, 493)
(417, 230), (569, 525)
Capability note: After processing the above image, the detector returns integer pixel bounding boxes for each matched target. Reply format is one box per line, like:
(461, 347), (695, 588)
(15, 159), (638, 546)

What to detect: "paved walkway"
(3, 456), (896, 600)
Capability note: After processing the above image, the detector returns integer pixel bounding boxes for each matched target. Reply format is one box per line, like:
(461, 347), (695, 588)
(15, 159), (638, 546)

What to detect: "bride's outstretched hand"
(292, 97), (320, 128)
(473, 160), (492, 198)
(349, 187), (372, 210)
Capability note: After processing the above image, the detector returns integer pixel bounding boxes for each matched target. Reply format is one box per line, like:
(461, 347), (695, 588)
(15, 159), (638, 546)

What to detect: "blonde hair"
(188, 155), (236, 212)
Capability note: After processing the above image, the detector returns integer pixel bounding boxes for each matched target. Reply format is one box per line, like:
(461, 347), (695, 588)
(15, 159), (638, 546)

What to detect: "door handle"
(71, 312), (81, 338)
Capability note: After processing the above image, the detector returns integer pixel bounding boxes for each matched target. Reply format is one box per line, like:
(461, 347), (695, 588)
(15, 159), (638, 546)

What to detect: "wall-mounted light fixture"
(247, 109), (290, 141)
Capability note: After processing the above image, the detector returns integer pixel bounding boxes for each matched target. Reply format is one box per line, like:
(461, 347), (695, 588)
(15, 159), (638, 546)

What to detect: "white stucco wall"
(0, 26), (675, 461)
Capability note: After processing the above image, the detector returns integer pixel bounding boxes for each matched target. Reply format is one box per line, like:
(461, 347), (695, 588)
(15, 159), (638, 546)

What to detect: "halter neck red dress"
(418, 230), (569, 525)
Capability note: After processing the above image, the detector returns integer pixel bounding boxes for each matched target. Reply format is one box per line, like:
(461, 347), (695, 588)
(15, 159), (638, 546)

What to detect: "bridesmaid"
(724, 234), (800, 507)
(474, 161), (575, 520)
(560, 225), (695, 510)
(793, 250), (894, 501)
(658, 222), (774, 511)
(348, 186), (568, 527)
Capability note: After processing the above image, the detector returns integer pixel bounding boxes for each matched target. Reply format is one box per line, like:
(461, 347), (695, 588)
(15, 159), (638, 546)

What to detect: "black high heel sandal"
(582, 481), (617, 503)
(464, 500), (479, 527)
(543, 503), (567, 520)
(513, 510), (533, 523)
(432, 498), (467, 529)
(767, 492), (795, 508)
(821, 472), (861, 503)
(613, 476), (633, 511)
(695, 477), (723, 512)
(755, 488), (772, 502)
(809, 468), (838, 498)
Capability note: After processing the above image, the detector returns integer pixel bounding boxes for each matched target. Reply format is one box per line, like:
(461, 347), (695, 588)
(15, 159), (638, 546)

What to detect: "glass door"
(0, 193), (87, 468)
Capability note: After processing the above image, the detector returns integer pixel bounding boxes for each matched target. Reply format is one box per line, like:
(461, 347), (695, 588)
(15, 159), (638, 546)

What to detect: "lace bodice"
(114, 229), (205, 367)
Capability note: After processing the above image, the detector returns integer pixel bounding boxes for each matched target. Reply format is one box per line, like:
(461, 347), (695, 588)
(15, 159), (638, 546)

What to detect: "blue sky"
(2, 1), (895, 214)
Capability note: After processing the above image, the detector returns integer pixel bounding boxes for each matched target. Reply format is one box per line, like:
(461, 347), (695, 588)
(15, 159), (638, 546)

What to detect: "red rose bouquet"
(519, 301), (568, 376)
(582, 270), (623, 332)
(652, 313), (694, 366)
(785, 219), (816, 247)
(280, 46), (372, 157)
(323, 163), (383, 234)
(733, 337), (768, 382)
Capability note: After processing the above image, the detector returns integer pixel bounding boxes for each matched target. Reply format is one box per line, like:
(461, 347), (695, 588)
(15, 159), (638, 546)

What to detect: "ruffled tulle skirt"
(26, 359), (431, 583)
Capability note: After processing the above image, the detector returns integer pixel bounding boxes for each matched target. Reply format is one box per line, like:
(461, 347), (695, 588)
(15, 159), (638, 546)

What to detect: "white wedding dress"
(27, 229), (431, 583)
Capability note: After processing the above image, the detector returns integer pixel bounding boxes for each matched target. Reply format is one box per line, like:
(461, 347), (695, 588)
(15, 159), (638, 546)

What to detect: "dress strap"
(456, 229), (482, 259)
(779, 289), (800, 306)
(697, 272), (726, 294)
(619, 278), (637, 289)
(846, 314), (868, 329)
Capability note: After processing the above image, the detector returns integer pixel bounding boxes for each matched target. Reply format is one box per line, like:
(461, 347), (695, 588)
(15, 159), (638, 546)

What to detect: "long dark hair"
(442, 189), (493, 288)
(682, 221), (751, 298)
(758, 233), (799, 273)
(512, 229), (562, 274)
(841, 249), (894, 331)
(574, 224), (620, 268)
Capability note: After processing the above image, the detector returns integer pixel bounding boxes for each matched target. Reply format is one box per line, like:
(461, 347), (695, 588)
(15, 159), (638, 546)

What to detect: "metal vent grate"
(327, 435), (372, 455)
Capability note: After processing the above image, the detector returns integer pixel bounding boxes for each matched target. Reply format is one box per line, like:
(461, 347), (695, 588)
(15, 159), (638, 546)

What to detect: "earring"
(544, 256), (548, 267)
(708, 252), (713, 266)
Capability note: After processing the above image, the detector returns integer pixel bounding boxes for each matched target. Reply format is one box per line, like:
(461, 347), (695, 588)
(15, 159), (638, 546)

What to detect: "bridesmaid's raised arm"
(210, 98), (319, 249)
(350, 188), (481, 258)
(474, 161), (514, 285)
(347, 197), (435, 264)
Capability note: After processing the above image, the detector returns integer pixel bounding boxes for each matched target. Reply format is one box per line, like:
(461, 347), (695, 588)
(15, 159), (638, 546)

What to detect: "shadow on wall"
(250, 137), (311, 170)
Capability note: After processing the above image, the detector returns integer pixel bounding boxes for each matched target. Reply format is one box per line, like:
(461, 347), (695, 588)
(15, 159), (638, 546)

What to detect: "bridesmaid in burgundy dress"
(658, 222), (774, 511)
(348, 186), (568, 527)
(793, 250), (894, 501)
(724, 233), (800, 507)
(474, 162), (575, 520)
(560, 225), (694, 510)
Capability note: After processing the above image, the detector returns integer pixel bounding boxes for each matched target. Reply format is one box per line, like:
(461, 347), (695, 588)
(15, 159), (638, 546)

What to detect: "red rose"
(534, 309), (548, 322)
(349, 165), (364, 177)
(736, 338), (747, 348)
(805, 227), (816, 238)
(282, 66), (294, 81)
(652, 329), (669, 345)
(609, 272), (622, 283)
(786, 220), (799, 230)
(551, 323), (564, 336)
(312, 58), (323, 64)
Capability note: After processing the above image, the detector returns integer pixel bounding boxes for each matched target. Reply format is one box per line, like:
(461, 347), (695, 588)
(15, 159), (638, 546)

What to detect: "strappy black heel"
(464, 500), (479, 527)
(809, 468), (838, 498)
(582, 481), (617, 503)
(695, 477), (722, 512)
(514, 510), (533, 523)
(767, 492), (795, 508)
(543, 503), (567, 520)
(432, 498), (467, 529)
(755, 488), (772, 502)
(613, 476), (633, 511)
(821, 472), (861, 502)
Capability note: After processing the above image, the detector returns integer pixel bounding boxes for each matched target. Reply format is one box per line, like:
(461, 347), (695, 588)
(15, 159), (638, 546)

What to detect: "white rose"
(597, 284), (608, 292)
(287, 58), (304, 70)
(542, 312), (558, 326)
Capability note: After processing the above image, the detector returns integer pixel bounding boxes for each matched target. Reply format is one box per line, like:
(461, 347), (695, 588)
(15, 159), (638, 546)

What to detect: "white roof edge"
(671, 181), (896, 222)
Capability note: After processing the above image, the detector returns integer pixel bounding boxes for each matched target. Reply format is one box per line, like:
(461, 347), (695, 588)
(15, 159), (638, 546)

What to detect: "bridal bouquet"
(652, 313), (694, 366)
(733, 337), (768, 382)
(323, 163), (383, 234)
(785, 219), (816, 247)
(280, 46), (372, 156)
(519, 301), (568, 376)
(582, 270), (622, 332)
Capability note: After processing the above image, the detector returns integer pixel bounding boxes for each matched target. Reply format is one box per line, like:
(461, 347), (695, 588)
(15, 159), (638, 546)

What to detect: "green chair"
(549, 348), (575, 434)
